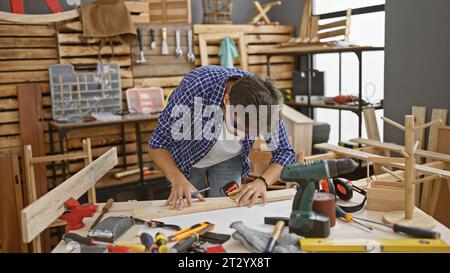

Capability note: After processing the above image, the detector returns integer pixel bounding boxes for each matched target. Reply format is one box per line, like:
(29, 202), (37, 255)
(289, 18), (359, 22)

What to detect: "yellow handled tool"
(169, 222), (212, 242)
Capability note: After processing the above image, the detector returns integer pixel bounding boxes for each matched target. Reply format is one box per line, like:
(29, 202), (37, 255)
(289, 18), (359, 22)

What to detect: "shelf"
(263, 45), (384, 56)
(286, 101), (383, 112)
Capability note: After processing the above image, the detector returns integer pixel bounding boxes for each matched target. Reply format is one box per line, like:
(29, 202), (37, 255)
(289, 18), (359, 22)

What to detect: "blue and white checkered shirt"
(148, 65), (296, 181)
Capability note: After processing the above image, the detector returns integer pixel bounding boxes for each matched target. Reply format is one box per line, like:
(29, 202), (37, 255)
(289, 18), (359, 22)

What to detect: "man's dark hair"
(228, 75), (281, 135)
(229, 75), (280, 107)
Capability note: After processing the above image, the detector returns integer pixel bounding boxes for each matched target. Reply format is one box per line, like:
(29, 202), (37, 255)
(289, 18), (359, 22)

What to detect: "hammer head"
(137, 52), (148, 64)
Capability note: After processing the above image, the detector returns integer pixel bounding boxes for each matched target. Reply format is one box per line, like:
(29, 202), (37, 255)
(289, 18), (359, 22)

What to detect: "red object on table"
(58, 198), (98, 232)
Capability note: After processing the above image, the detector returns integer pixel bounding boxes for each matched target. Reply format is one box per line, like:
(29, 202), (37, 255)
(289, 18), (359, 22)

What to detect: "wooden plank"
(0, 48), (58, 60)
(133, 76), (183, 87)
(58, 44), (130, 58)
(0, 71), (49, 84)
(0, 60), (56, 72)
(0, 37), (57, 48)
(248, 64), (294, 78)
(362, 108), (385, 174)
(351, 138), (450, 164)
(193, 24), (294, 35)
(0, 154), (28, 253)
(0, 136), (21, 148)
(318, 28), (346, 40)
(18, 85), (47, 199)
(0, 111), (19, 123)
(319, 19), (347, 31)
(0, 98), (18, 110)
(299, 0), (312, 38)
(0, 123), (20, 136)
(0, 24), (56, 37)
(21, 147), (118, 243)
(134, 188), (295, 219)
(315, 143), (450, 179)
(428, 126), (450, 216)
(59, 56), (131, 67)
(132, 63), (194, 78)
(0, 10), (78, 24)
(421, 108), (448, 209)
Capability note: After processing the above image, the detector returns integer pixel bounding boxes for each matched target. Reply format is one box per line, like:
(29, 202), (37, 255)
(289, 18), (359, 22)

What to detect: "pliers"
(131, 216), (181, 231)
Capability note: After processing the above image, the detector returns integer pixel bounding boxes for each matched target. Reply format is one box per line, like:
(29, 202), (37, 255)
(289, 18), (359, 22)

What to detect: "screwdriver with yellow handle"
(168, 222), (212, 242)
(336, 205), (373, 231)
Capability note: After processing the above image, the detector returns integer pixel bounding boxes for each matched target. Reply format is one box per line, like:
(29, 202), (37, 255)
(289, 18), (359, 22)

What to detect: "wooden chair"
(198, 32), (248, 71)
(23, 138), (95, 252)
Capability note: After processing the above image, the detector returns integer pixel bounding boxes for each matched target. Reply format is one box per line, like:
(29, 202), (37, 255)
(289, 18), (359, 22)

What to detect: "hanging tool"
(175, 29), (183, 57)
(265, 159), (357, 238)
(89, 198), (114, 230)
(264, 220), (285, 253)
(58, 198), (98, 232)
(299, 238), (450, 253)
(136, 27), (148, 64)
(132, 216), (181, 231)
(187, 29), (196, 63)
(169, 223), (215, 253)
(140, 232), (158, 253)
(349, 216), (441, 239)
(161, 27), (169, 55)
(335, 205), (373, 231)
(150, 28), (157, 49)
(168, 222), (214, 242)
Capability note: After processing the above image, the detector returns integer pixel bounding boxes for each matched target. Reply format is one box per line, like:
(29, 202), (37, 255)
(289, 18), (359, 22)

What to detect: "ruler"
(300, 238), (450, 253)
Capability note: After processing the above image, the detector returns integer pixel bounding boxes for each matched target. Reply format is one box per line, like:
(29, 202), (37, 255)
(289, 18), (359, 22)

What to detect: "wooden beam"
(421, 109), (448, 210)
(351, 138), (450, 163)
(134, 188), (295, 219)
(21, 147), (118, 243)
(314, 143), (450, 179)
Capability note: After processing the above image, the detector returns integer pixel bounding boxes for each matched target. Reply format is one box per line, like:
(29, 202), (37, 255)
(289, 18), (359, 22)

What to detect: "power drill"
(265, 159), (357, 238)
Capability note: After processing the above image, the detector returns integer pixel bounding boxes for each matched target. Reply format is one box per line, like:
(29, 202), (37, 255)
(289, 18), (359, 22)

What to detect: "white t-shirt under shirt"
(192, 120), (242, 169)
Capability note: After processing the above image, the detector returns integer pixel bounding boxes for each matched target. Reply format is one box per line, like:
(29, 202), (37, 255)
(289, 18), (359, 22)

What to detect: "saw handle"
(103, 198), (114, 212)
(63, 233), (93, 246)
(137, 27), (144, 51)
(393, 224), (441, 239)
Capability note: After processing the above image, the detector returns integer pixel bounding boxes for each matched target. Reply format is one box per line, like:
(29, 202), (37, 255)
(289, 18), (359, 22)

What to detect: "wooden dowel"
(414, 119), (443, 131)
(414, 174), (441, 185)
(367, 156), (405, 164)
(404, 115), (415, 219)
(381, 166), (405, 182)
(381, 116), (405, 131)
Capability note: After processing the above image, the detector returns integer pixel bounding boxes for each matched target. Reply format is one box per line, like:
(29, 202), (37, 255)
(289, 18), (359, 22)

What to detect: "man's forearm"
(260, 163), (283, 186)
(148, 148), (184, 183)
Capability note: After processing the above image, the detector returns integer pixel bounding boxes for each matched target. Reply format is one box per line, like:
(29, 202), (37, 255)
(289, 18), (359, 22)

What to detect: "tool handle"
(188, 29), (193, 50)
(170, 234), (198, 253)
(393, 224), (441, 239)
(162, 28), (167, 41)
(137, 27), (144, 51)
(140, 232), (154, 250)
(150, 29), (156, 43)
(63, 233), (93, 246)
(103, 198), (114, 212)
(176, 29), (181, 45)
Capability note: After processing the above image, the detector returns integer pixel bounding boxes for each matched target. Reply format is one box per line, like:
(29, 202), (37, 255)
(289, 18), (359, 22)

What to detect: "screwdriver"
(335, 206), (373, 231)
(140, 232), (158, 253)
(350, 216), (441, 239)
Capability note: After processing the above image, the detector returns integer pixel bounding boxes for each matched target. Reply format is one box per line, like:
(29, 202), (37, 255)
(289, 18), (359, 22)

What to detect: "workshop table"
(48, 114), (160, 199)
(52, 192), (450, 253)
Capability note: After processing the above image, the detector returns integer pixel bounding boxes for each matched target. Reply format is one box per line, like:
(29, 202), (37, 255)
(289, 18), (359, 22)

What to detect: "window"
(313, 0), (385, 144)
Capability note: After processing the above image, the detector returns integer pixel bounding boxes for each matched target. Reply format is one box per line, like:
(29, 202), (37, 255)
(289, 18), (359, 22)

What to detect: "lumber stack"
(0, 22), (58, 155)
(193, 24), (295, 91)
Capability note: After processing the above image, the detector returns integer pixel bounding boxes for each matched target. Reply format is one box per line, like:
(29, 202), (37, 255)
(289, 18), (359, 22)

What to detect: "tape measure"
(320, 178), (367, 213)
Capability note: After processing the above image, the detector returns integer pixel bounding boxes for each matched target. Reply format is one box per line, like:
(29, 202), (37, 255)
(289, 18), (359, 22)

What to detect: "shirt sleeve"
(263, 120), (296, 167)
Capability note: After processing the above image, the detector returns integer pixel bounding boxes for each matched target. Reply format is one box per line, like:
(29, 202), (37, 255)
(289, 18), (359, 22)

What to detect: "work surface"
(53, 193), (450, 253)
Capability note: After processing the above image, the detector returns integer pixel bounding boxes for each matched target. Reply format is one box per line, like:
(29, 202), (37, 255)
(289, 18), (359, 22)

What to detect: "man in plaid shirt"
(149, 65), (295, 210)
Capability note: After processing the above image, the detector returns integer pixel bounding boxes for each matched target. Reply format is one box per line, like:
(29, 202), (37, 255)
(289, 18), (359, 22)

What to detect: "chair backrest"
(198, 32), (248, 71)
(22, 138), (94, 252)
(315, 9), (352, 43)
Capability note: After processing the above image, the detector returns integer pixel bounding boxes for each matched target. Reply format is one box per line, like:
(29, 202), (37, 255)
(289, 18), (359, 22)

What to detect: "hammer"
(136, 27), (148, 64)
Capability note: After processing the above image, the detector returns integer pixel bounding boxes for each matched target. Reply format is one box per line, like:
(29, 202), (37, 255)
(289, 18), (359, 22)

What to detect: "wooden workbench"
(52, 193), (450, 253)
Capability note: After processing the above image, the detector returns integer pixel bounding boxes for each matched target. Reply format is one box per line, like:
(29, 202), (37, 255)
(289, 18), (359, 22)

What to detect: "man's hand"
(165, 174), (205, 210)
(229, 179), (267, 207)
